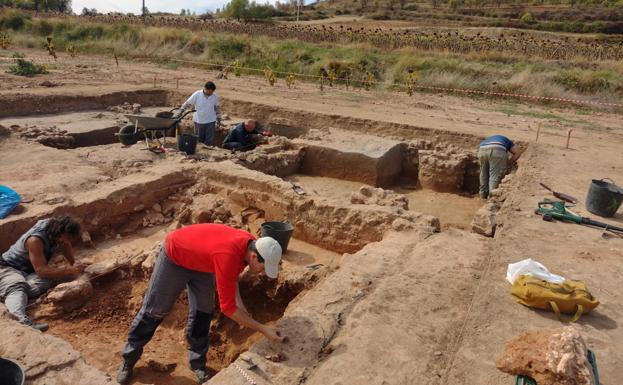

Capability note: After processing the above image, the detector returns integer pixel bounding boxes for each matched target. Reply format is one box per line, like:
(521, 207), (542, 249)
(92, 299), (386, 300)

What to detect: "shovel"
(539, 183), (578, 204)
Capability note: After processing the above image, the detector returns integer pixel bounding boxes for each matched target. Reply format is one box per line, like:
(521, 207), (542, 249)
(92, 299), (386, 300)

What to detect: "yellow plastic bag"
(511, 275), (599, 322)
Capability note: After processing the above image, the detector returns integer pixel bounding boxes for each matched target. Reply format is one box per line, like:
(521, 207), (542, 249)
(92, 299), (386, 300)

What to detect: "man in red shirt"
(116, 224), (285, 384)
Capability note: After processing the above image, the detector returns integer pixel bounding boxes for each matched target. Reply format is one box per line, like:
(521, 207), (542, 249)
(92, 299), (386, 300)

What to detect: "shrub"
(31, 19), (54, 36)
(0, 10), (29, 30)
(66, 24), (105, 41)
(553, 70), (617, 94)
(520, 12), (535, 24)
(7, 52), (48, 77)
(0, 31), (11, 49)
(186, 35), (205, 54)
(209, 36), (250, 60)
(367, 11), (391, 20)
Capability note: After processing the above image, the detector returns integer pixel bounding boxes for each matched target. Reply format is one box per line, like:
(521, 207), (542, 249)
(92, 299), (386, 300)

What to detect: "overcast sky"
(71, 0), (231, 14)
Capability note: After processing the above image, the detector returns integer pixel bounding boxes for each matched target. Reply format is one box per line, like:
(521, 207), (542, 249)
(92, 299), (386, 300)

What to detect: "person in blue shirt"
(478, 135), (523, 199)
(222, 120), (272, 152)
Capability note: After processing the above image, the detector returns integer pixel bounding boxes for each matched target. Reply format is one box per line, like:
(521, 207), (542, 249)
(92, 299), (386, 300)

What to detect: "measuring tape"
(232, 362), (257, 385)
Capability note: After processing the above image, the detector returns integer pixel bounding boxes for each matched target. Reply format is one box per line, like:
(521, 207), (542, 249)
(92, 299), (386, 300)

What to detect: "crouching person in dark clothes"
(117, 223), (285, 384)
(0, 215), (81, 331)
(222, 119), (272, 152)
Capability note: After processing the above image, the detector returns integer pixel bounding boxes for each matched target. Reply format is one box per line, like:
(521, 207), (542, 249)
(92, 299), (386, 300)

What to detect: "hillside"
(284, 0), (623, 34)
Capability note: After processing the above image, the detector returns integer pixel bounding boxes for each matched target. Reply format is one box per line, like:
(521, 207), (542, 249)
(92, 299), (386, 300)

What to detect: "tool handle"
(553, 191), (578, 204)
(539, 183), (553, 192)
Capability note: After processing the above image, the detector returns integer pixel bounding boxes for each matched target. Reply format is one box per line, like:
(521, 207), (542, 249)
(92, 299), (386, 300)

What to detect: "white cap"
(255, 237), (282, 279)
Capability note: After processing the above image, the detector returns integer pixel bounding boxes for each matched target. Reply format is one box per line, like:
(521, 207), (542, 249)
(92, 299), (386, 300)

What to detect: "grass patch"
(497, 105), (563, 121)
(496, 104), (608, 131)
(3, 12), (623, 108)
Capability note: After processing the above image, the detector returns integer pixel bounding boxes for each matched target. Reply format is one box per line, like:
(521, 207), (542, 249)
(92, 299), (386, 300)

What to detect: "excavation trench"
(0, 105), (178, 149)
(0, 90), (506, 384)
(21, 146), (481, 384)
(27, 179), (342, 385)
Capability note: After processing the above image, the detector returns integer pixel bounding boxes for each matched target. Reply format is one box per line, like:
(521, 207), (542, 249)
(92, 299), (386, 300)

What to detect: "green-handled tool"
(535, 201), (623, 234)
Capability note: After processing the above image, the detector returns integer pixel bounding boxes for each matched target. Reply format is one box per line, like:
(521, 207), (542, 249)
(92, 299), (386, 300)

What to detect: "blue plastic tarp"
(0, 185), (22, 219)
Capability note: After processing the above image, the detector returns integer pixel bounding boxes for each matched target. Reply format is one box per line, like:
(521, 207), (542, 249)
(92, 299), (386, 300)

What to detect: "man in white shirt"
(180, 81), (222, 146)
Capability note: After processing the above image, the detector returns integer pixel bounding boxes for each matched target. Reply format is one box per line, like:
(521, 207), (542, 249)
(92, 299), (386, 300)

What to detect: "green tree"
(248, 1), (274, 18)
(223, 0), (274, 20)
(223, 0), (250, 20)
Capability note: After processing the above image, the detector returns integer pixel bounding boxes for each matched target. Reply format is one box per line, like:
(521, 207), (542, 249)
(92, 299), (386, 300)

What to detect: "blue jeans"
(121, 247), (215, 370)
(194, 122), (216, 146)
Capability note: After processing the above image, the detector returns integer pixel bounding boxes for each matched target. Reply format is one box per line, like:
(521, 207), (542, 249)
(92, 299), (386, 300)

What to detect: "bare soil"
(0, 48), (622, 385)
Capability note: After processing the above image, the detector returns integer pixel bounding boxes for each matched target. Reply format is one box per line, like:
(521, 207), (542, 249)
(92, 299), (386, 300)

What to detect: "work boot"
(194, 368), (210, 384)
(21, 319), (49, 332)
(116, 360), (135, 385)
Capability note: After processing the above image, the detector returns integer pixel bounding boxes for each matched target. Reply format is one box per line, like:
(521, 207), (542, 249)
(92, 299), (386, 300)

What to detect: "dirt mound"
(496, 327), (596, 385)
(9, 124), (75, 149)
(175, 194), (236, 227)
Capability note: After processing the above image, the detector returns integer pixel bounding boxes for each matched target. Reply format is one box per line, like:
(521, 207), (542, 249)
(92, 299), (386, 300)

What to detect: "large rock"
(84, 259), (119, 279)
(45, 276), (93, 312)
(0, 306), (113, 384)
(350, 186), (409, 210)
(496, 327), (596, 385)
(471, 201), (500, 237)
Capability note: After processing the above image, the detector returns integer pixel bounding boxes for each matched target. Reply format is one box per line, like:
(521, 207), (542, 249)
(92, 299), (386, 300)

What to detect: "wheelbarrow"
(116, 108), (195, 153)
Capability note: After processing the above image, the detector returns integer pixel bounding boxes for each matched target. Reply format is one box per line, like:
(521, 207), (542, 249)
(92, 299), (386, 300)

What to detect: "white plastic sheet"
(506, 258), (565, 285)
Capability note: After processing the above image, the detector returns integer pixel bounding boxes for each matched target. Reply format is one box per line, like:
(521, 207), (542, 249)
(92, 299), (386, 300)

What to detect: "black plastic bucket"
(0, 358), (25, 385)
(177, 134), (198, 155)
(260, 221), (294, 253)
(586, 178), (623, 218)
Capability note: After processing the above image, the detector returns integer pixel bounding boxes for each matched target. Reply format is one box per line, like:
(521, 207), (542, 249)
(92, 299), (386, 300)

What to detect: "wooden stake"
(566, 128), (573, 149)
(153, 75), (157, 88)
(535, 123), (541, 142)
(176, 77), (180, 89)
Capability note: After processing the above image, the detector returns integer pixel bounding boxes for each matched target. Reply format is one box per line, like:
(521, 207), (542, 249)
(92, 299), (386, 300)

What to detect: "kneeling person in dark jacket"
(222, 120), (271, 152)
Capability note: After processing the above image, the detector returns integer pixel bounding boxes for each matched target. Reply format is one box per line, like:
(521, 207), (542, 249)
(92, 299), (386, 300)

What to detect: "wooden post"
(566, 128), (573, 149)
(153, 75), (157, 88)
(176, 77), (180, 89)
(535, 123), (541, 142)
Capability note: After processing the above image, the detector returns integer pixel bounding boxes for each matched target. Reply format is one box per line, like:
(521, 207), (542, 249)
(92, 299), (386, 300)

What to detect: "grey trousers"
(478, 147), (509, 199)
(195, 122), (216, 146)
(0, 265), (53, 323)
(122, 247), (216, 370)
